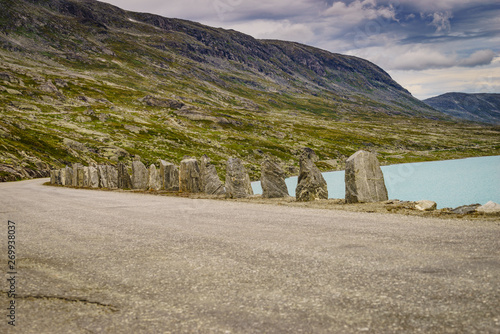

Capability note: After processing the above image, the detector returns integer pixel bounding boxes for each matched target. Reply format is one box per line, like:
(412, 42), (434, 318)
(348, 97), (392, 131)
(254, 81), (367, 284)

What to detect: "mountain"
(0, 0), (499, 181)
(423, 93), (500, 125)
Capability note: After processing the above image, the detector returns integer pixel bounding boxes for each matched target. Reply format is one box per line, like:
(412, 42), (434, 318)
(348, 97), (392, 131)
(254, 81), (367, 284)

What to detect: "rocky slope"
(0, 0), (499, 181)
(423, 93), (500, 125)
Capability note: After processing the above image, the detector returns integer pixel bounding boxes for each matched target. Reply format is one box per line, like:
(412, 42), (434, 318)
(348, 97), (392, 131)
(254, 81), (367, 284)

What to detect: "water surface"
(252, 155), (500, 208)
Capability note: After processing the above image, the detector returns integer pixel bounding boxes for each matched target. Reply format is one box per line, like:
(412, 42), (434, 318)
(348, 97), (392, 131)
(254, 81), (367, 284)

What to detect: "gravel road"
(1, 178), (499, 333)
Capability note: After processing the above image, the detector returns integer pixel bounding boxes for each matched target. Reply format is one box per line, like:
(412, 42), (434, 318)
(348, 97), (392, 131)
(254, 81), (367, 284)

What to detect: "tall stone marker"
(107, 165), (119, 189)
(345, 150), (388, 203)
(180, 158), (202, 193)
(261, 157), (289, 198)
(296, 148), (328, 201)
(131, 160), (148, 190)
(225, 157), (253, 198)
(148, 164), (161, 190)
(117, 163), (131, 189)
(89, 166), (100, 188)
(98, 165), (109, 188)
(200, 155), (225, 195)
(159, 160), (179, 191)
(64, 166), (73, 186)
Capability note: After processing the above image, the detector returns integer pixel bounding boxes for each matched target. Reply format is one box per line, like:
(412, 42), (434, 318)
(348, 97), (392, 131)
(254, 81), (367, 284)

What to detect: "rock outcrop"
(179, 158), (202, 193)
(345, 150), (388, 203)
(117, 163), (131, 189)
(261, 157), (289, 198)
(295, 148), (328, 201)
(225, 158), (253, 198)
(159, 160), (179, 191)
(148, 164), (161, 190)
(200, 155), (225, 195)
(131, 160), (148, 190)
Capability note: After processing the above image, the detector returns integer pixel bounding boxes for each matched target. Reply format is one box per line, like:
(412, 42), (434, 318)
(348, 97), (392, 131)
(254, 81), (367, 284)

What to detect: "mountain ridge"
(423, 93), (500, 125)
(0, 0), (498, 181)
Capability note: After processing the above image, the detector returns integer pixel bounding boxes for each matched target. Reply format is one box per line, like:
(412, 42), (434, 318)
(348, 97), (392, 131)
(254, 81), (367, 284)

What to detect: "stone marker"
(261, 157), (289, 198)
(225, 157), (253, 198)
(179, 158), (202, 193)
(83, 166), (90, 187)
(64, 166), (73, 186)
(89, 166), (99, 188)
(75, 164), (84, 187)
(415, 200), (437, 211)
(107, 165), (119, 189)
(131, 160), (148, 189)
(116, 163), (130, 189)
(59, 168), (66, 186)
(477, 201), (500, 213)
(200, 155), (225, 195)
(148, 164), (161, 190)
(296, 148), (328, 201)
(72, 163), (83, 187)
(345, 150), (388, 203)
(50, 169), (56, 184)
(98, 165), (109, 188)
(159, 160), (179, 191)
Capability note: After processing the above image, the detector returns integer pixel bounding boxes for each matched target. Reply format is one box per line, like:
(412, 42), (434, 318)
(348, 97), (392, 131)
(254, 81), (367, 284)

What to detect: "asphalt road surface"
(1, 179), (499, 333)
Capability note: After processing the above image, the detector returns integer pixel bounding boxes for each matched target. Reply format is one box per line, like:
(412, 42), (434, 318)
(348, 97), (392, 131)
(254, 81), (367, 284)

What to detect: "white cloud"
(390, 57), (500, 99)
(459, 49), (496, 67)
(428, 11), (453, 33)
(351, 44), (497, 71)
(222, 20), (317, 43)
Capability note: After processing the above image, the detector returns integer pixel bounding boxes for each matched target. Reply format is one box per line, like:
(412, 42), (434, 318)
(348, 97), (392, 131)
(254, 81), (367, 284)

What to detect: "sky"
(100, 0), (500, 100)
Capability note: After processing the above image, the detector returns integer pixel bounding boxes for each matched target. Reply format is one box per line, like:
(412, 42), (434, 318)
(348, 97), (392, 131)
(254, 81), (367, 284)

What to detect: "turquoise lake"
(251, 155), (500, 209)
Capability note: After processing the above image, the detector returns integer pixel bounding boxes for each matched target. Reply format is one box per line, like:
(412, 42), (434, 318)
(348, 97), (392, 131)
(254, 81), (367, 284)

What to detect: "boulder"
(451, 204), (480, 215)
(296, 148), (328, 201)
(261, 157), (289, 198)
(477, 201), (500, 213)
(415, 200), (437, 211)
(131, 160), (148, 189)
(200, 155), (225, 195)
(345, 150), (388, 203)
(179, 158), (202, 193)
(89, 166), (99, 188)
(98, 165), (109, 188)
(225, 158), (253, 198)
(106, 165), (118, 189)
(148, 164), (161, 190)
(159, 160), (179, 191)
(116, 163), (131, 189)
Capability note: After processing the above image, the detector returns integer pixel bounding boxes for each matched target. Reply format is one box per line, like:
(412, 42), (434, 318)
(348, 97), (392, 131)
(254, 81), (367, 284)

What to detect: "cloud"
(390, 56), (500, 99)
(428, 11), (453, 33)
(459, 49), (496, 67)
(352, 45), (497, 71)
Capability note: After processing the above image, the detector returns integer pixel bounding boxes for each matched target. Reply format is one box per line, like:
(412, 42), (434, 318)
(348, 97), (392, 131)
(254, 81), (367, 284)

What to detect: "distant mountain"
(0, 0), (498, 181)
(423, 93), (500, 125)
